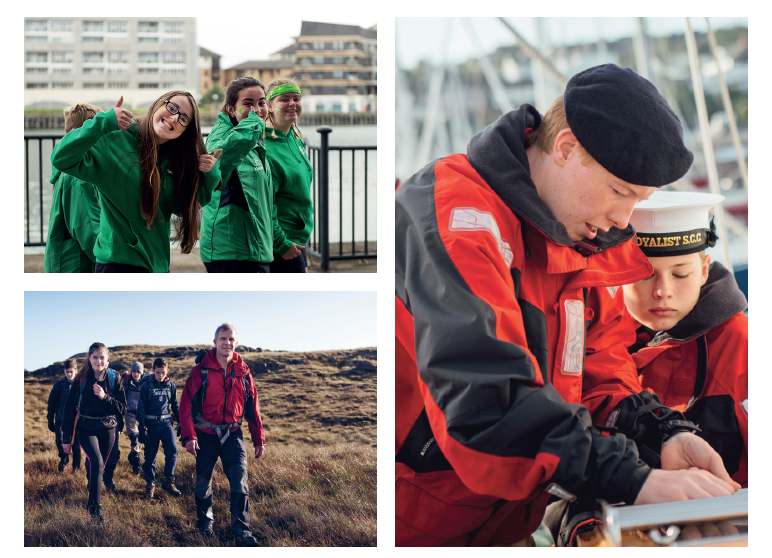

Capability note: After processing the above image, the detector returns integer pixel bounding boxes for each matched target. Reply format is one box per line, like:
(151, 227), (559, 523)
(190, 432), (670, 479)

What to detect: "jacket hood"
(466, 104), (636, 252)
(200, 347), (248, 374)
(649, 261), (747, 345)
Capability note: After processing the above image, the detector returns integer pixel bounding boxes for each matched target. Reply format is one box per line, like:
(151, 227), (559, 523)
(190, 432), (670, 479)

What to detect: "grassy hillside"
(24, 346), (377, 547)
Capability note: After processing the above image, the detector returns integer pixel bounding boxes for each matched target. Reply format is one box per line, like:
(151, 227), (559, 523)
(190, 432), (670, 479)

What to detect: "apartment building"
(293, 21), (377, 113)
(221, 60), (295, 87)
(24, 17), (198, 109)
(199, 46), (222, 94)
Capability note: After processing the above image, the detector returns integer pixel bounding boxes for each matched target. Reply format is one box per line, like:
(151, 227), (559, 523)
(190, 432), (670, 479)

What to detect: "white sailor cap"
(629, 191), (724, 257)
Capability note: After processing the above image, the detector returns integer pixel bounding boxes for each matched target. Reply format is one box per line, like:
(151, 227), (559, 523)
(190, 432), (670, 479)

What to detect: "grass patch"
(25, 347), (376, 546)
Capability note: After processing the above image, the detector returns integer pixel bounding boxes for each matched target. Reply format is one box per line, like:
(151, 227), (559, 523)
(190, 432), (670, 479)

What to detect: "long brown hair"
(135, 90), (206, 254)
(73, 342), (109, 386)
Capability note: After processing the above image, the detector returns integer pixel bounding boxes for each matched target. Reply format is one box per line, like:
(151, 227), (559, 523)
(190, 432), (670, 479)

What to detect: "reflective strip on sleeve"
(561, 300), (585, 375)
(449, 207), (513, 267)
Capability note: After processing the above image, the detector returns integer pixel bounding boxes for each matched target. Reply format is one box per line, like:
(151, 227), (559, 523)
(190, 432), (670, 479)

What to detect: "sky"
(197, 17), (377, 70)
(396, 17), (749, 69)
(24, 291), (376, 371)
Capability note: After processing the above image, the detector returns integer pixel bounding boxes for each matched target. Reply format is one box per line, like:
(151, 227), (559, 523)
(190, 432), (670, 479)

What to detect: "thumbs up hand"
(199, 149), (222, 173)
(114, 96), (135, 131)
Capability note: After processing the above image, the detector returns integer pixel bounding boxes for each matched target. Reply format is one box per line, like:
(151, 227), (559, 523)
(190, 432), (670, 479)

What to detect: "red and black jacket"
(396, 105), (662, 546)
(629, 262), (748, 486)
(179, 349), (265, 447)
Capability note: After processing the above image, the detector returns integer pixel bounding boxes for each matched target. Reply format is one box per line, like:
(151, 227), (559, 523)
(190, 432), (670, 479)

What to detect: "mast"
(684, 17), (734, 273)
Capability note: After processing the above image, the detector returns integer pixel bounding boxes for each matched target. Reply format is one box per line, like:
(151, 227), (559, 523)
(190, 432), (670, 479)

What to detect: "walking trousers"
(143, 422), (178, 484)
(79, 428), (116, 506)
(194, 429), (251, 535)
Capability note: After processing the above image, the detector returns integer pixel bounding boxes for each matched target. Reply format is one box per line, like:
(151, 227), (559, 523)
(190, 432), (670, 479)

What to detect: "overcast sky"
(396, 17), (748, 69)
(25, 291), (376, 371)
(197, 17), (377, 70)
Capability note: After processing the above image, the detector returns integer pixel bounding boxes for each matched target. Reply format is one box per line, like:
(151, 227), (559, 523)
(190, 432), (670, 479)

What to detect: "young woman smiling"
(264, 78), (314, 273)
(51, 91), (222, 273)
(200, 77), (278, 272)
(61, 343), (126, 522)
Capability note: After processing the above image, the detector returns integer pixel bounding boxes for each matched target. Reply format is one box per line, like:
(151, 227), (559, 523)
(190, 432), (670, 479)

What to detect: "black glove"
(175, 423), (182, 438)
(138, 427), (146, 444)
(48, 420), (56, 433)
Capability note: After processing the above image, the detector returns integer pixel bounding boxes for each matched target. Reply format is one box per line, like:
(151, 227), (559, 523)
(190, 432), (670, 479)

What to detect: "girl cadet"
(264, 78), (314, 273)
(51, 92), (222, 273)
(200, 77), (276, 272)
(44, 103), (102, 273)
(622, 191), (748, 487)
(61, 343), (126, 523)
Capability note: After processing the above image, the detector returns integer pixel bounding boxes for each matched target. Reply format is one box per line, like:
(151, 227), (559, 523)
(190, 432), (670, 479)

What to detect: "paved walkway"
(24, 247), (376, 273)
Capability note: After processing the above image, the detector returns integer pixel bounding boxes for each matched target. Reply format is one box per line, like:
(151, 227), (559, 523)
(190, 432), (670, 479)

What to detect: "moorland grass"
(24, 347), (376, 547)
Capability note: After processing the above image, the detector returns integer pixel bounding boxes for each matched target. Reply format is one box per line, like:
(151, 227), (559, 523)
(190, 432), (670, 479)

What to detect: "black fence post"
(317, 126), (332, 271)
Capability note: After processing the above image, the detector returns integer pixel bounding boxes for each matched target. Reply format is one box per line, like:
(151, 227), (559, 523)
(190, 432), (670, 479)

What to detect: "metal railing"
(25, 129), (378, 272)
(25, 133), (61, 246)
(305, 126), (377, 271)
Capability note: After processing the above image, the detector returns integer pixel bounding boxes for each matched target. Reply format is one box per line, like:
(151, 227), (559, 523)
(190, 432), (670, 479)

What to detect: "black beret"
(563, 64), (694, 187)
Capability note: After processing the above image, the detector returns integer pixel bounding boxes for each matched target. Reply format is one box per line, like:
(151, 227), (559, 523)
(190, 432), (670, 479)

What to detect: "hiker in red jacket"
(179, 323), (265, 546)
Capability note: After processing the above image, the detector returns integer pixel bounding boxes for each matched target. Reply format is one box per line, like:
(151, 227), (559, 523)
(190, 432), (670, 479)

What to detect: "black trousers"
(194, 429), (251, 535)
(95, 262), (151, 273)
(269, 246), (307, 273)
(103, 431), (121, 481)
(79, 428), (117, 506)
(55, 423), (81, 468)
(204, 260), (270, 273)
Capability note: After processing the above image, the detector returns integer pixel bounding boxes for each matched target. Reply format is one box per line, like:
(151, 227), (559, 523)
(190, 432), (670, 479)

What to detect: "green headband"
(268, 83), (302, 100)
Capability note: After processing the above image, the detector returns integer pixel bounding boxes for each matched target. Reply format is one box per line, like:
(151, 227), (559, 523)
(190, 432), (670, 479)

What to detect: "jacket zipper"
(419, 437), (435, 458)
(223, 371), (230, 425)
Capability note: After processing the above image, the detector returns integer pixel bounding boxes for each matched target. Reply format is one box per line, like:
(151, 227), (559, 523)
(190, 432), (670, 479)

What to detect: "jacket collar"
(466, 104), (636, 253)
(647, 262), (747, 345)
(201, 347), (247, 374)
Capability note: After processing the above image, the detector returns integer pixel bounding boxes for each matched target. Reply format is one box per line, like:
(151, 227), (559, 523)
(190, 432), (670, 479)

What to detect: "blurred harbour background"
(396, 17), (748, 281)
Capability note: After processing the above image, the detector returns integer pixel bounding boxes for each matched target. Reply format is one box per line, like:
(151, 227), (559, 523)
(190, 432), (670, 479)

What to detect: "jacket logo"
(740, 398), (748, 418)
(606, 286), (619, 298)
(449, 207), (513, 267)
(252, 157), (263, 172)
(561, 300), (585, 375)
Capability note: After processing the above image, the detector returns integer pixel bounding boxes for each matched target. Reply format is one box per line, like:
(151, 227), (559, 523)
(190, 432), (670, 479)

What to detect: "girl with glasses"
(199, 77), (277, 272)
(264, 78), (314, 273)
(51, 91), (222, 273)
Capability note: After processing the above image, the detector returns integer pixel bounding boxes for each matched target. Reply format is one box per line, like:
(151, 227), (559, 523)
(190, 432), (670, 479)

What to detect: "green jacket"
(201, 111), (277, 264)
(43, 169), (101, 273)
(50, 108), (221, 273)
(265, 126), (314, 254)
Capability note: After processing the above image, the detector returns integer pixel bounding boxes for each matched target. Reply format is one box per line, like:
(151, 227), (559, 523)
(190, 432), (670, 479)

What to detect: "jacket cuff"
(607, 391), (701, 467)
(588, 428), (652, 504)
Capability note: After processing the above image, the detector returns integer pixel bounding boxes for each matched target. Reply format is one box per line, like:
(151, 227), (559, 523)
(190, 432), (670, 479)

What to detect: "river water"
(24, 124), (377, 248)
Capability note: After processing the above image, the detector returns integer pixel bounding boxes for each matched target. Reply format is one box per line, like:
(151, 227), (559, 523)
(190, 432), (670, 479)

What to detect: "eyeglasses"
(163, 100), (191, 127)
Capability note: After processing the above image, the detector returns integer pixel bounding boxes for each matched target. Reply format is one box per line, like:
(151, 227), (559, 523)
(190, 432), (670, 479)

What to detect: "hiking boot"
(58, 456), (69, 472)
(88, 504), (105, 523)
(235, 533), (258, 547)
(132, 462), (141, 475)
(198, 522), (214, 538)
(162, 478), (181, 496)
(144, 482), (155, 499)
